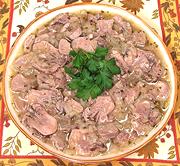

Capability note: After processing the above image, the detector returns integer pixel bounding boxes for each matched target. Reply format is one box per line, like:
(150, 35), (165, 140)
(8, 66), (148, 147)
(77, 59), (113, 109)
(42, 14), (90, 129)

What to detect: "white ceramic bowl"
(3, 3), (177, 163)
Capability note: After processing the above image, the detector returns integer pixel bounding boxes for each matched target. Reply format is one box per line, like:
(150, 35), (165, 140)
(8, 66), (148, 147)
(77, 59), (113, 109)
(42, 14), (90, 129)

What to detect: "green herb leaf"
(68, 79), (81, 90)
(64, 66), (76, 78)
(95, 71), (113, 90)
(73, 52), (86, 68)
(76, 88), (91, 101)
(64, 47), (120, 100)
(86, 59), (98, 72)
(106, 58), (121, 74)
(69, 50), (77, 57)
(95, 47), (108, 59)
(90, 85), (102, 99)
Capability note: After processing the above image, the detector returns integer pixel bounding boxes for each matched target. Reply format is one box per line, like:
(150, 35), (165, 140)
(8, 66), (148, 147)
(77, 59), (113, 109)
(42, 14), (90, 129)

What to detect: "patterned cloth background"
(0, 0), (180, 165)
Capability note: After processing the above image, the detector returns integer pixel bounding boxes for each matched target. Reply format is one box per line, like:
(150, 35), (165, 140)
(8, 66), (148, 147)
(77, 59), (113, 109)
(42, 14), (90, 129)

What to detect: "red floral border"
(0, 0), (180, 164)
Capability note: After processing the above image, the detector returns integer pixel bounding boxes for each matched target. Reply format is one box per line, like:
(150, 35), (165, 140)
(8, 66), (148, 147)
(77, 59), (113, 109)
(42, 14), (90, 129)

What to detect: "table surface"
(0, 0), (180, 165)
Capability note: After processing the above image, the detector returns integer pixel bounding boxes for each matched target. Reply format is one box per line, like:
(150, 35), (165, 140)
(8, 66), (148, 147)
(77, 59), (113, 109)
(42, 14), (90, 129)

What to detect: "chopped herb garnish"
(64, 47), (121, 100)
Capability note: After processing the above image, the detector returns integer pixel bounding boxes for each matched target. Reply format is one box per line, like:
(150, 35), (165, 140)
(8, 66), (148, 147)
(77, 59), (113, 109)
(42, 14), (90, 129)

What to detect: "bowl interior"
(4, 3), (176, 162)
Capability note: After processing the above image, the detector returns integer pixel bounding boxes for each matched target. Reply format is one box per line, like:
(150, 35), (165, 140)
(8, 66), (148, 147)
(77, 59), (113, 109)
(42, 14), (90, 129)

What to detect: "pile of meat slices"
(10, 12), (169, 156)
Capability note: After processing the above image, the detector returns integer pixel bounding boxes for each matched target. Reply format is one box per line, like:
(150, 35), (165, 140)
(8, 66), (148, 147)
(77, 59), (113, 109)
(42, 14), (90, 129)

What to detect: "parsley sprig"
(64, 47), (121, 100)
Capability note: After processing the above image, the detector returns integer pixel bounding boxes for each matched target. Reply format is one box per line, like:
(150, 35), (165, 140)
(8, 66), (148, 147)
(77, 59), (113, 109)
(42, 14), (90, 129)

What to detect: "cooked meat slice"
(58, 39), (71, 55)
(14, 53), (35, 76)
(124, 86), (140, 105)
(14, 54), (32, 70)
(51, 130), (67, 150)
(109, 79), (127, 105)
(88, 14), (98, 22)
(133, 49), (151, 72)
(95, 36), (107, 47)
(113, 131), (129, 144)
(155, 81), (169, 101)
(113, 15), (123, 24)
(97, 19), (114, 34)
(114, 15), (132, 35)
(37, 69), (66, 89)
(68, 129), (100, 156)
(24, 34), (35, 53)
(83, 96), (115, 123)
(34, 33), (49, 43)
(13, 95), (28, 113)
(72, 37), (97, 52)
(33, 40), (60, 56)
(63, 99), (83, 118)
(60, 23), (70, 32)
(51, 13), (69, 25)
(149, 109), (162, 126)
(37, 73), (55, 89)
(131, 31), (146, 47)
(129, 130), (138, 142)
(53, 68), (67, 88)
(57, 115), (72, 132)
(11, 74), (36, 92)
(33, 61), (59, 74)
(97, 123), (119, 142)
(69, 27), (82, 40)
(132, 100), (152, 123)
(111, 50), (129, 73)
(27, 89), (62, 106)
(131, 120), (153, 135)
(25, 104), (57, 135)
(143, 62), (164, 82)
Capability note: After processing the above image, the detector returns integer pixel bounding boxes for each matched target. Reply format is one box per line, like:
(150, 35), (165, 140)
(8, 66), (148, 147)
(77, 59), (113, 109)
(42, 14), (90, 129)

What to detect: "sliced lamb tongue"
(11, 74), (37, 92)
(24, 104), (58, 136)
(113, 130), (138, 145)
(143, 62), (164, 83)
(155, 80), (169, 101)
(37, 73), (55, 89)
(124, 86), (140, 105)
(132, 49), (151, 73)
(37, 68), (66, 90)
(14, 53), (32, 70)
(56, 115), (72, 132)
(148, 109), (162, 127)
(113, 15), (132, 36)
(33, 40), (59, 55)
(58, 39), (71, 55)
(113, 130), (129, 145)
(24, 34), (35, 53)
(96, 19), (114, 35)
(68, 128), (103, 156)
(83, 96), (115, 123)
(34, 33), (49, 44)
(33, 60), (59, 74)
(33, 40), (68, 67)
(13, 94), (28, 113)
(33, 41), (68, 69)
(130, 31), (147, 47)
(72, 37), (97, 52)
(50, 13), (70, 26)
(97, 123), (119, 143)
(94, 36), (108, 47)
(63, 99), (83, 118)
(68, 27), (82, 40)
(51, 130), (67, 150)
(27, 89), (63, 109)
(132, 100), (152, 123)
(111, 50), (129, 73)
(131, 120), (153, 136)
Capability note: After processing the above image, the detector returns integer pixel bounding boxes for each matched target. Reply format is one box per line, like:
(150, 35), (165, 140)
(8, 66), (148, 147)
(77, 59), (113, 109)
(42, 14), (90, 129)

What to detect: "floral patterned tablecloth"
(0, 0), (180, 165)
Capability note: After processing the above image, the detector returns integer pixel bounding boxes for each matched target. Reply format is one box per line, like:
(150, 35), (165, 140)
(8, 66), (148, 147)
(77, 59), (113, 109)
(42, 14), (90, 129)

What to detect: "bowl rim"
(3, 2), (178, 163)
